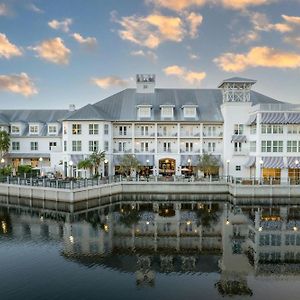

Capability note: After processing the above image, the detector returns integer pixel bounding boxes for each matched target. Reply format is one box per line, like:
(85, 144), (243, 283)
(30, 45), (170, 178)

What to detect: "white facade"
(1, 75), (300, 181)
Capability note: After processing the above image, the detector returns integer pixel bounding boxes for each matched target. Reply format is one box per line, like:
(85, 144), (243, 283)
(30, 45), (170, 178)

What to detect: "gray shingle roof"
(64, 88), (281, 122)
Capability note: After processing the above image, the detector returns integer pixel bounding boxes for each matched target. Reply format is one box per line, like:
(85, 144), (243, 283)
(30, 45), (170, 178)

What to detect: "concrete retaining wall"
(1, 182), (300, 202)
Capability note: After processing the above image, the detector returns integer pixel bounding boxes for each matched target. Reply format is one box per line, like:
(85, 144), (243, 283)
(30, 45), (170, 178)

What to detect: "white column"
(255, 113), (262, 179)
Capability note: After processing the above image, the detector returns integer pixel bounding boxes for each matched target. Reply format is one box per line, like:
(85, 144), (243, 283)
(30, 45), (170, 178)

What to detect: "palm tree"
(0, 130), (10, 160)
(78, 159), (93, 178)
(90, 150), (106, 176)
(198, 154), (219, 176)
(118, 154), (141, 177)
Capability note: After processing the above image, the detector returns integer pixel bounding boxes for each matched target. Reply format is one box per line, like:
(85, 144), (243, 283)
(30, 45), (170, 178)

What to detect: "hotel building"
(0, 74), (300, 181)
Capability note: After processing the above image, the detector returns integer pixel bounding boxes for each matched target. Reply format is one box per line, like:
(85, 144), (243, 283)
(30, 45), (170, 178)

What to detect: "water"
(1, 194), (300, 300)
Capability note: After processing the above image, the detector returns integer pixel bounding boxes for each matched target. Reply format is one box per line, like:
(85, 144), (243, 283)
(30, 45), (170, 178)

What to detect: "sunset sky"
(0, 0), (300, 109)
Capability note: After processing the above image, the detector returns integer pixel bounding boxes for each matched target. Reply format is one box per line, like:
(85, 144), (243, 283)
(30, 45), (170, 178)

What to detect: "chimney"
(69, 104), (76, 112)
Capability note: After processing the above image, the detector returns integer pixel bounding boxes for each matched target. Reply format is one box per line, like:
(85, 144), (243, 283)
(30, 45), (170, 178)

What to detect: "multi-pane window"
(185, 142), (193, 152)
(138, 107), (151, 118)
(119, 126), (127, 136)
(72, 141), (82, 151)
(48, 125), (57, 134)
(234, 142), (242, 152)
(161, 106), (173, 118)
(183, 107), (196, 118)
(49, 142), (57, 150)
(11, 126), (20, 134)
(261, 141), (272, 152)
(64, 141), (67, 152)
(30, 142), (38, 151)
(89, 141), (99, 152)
(261, 124), (283, 134)
(72, 124), (82, 135)
(163, 126), (167, 136)
(141, 126), (149, 136)
(208, 142), (216, 152)
(259, 234), (270, 246)
(104, 124), (109, 135)
(271, 234), (281, 246)
(118, 141), (127, 152)
(272, 141), (283, 152)
(89, 124), (99, 135)
(29, 125), (39, 134)
(104, 141), (109, 152)
(250, 141), (256, 152)
(234, 124), (244, 135)
(287, 141), (298, 152)
(236, 165), (241, 171)
(141, 142), (149, 152)
(288, 125), (300, 134)
(207, 126), (216, 136)
(250, 125), (256, 134)
(12, 141), (20, 151)
(163, 142), (171, 152)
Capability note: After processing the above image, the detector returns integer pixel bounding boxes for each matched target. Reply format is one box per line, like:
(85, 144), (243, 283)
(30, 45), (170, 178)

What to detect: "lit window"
(72, 124), (82, 135)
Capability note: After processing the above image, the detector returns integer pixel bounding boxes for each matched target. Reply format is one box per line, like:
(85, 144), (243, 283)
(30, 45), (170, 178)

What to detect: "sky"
(0, 0), (300, 109)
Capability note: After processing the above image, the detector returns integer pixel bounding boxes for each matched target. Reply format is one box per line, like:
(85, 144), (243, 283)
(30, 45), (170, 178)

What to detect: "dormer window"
(11, 125), (20, 134)
(160, 105), (174, 119)
(29, 125), (39, 135)
(48, 125), (57, 135)
(137, 105), (152, 119)
(182, 105), (197, 118)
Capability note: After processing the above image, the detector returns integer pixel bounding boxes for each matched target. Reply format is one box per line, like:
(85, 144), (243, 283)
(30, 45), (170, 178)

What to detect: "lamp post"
(0, 158), (5, 166)
(295, 159), (299, 184)
(146, 159), (149, 181)
(69, 160), (74, 178)
(104, 159), (108, 177)
(187, 158), (191, 176)
(259, 159), (264, 184)
(226, 159), (230, 182)
(39, 157), (43, 177)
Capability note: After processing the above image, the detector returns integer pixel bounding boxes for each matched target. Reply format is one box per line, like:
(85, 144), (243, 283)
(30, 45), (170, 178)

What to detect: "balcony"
(180, 132), (201, 138)
(233, 149), (249, 156)
(180, 149), (201, 153)
(157, 132), (178, 138)
(203, 132), (223, 138)
(134, 148), (155, 153)
(113, 149), (132, 153)
(135, 132), (155, 138)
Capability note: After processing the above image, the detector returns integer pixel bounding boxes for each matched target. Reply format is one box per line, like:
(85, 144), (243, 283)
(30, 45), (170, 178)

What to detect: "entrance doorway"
(159, 158), (175, 176)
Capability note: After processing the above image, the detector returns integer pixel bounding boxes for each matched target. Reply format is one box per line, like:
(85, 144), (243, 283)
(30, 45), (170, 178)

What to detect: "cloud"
(72, 33), (97, 48)
(186, 12), (203, 38)
(91, 76), (128, 89)
(0, 73), (37, 96)
(284, 36), (300, 48)
(163, 65), (206, 84)
(130, 49), (158, 61)
(147, 0), (273, 11)
(214, 46), (300, 72)
(48, 18), (72, 33)
(232, 30), (259, 44)
(28, 3), (44, 13)
(0, 3), (8, 16)
(0, 33), (22, 59)
(113, 11), (203, 48)
(221, 0), (274, 10)
(147, 0), (206, 12)
(282, 15), (300, 25)
(32, 37), (70, 64)
(249, 12), (293, 33)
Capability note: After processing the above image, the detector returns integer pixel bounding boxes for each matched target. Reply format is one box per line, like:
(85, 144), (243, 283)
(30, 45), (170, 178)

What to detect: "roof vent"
(69, 104), (76, 112)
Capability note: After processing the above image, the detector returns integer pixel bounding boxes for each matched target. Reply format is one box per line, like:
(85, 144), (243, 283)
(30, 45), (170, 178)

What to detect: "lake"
(0, 194), (300, 300)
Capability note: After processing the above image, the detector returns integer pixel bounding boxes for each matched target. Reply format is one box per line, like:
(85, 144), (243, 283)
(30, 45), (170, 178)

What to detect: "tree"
(0, 130), (10, 159)
(198, 154), (219, 176)
(118, 154), (141, 177)
(78, 159), (93, 178)
(90, 150), (106, 176)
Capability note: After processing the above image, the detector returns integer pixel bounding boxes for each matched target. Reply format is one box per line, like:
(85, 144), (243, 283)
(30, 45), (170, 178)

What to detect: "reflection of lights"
(226, 220), (230, 225)
(69, 236), (74, 243)
(258, 226), (263, 232)
(186, 221), (191, 225)
(104, 224), (109, 232)
(40, 216), (44, 221)
(194, 229), (198, 233)
(2, 221), (7, 233)
(293, 226), (298, 231)
(132, 205), (135, 209)
(146, 221), (150, 225)
(121, 209), (124, 213)
(136, 229), (140, 233)
(165, 209), (169, 213)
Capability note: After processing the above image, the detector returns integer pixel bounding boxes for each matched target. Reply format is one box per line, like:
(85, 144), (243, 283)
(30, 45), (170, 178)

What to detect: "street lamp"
(226, 159), (230, 182)
(39, 157), (43, 177)
(69, 160), (74, 178)
(187, 158), (191, 174)
(295, 160), (299, 184)
(146, 159), (150, 181)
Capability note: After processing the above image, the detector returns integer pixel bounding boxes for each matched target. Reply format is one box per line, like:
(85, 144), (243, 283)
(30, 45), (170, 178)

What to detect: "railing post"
(70, 180), (73, 190)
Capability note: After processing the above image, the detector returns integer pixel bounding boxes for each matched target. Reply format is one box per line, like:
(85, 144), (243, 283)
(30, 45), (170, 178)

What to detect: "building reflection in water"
(1, 194), (300, 296)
